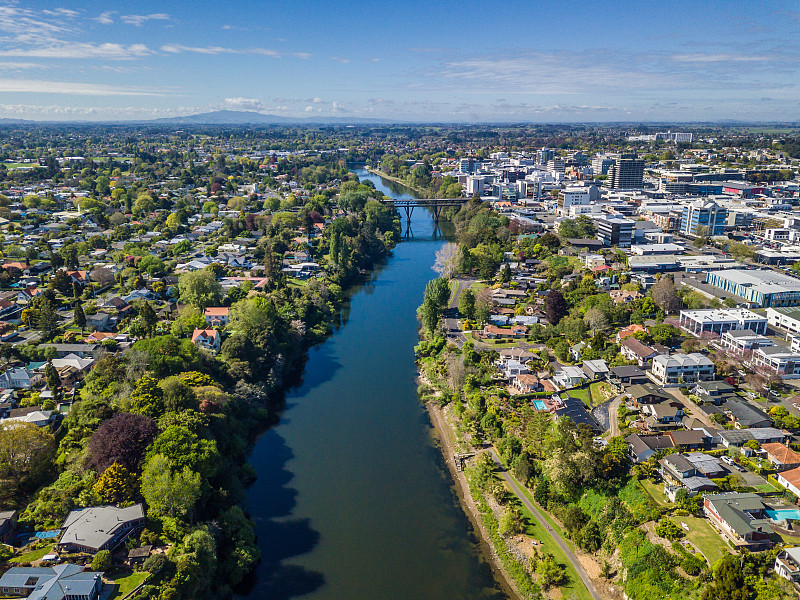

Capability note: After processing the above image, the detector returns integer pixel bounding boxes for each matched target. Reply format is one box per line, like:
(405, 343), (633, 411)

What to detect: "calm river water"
(242, 168), (505, 600)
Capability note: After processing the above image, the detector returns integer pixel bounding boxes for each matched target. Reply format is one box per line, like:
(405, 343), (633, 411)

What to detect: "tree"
(432, 243), (458, 278)
(536, 554), (566, 589)
(545, 290), (568, 325)
(140, 454), (202, 519)
(170, 307), (206, 338)
(498, 263), (511, 284)
(584, 308), (608, 333)
(651, 276), (681, 313)
(73, 302), (86, 332)
(89, 267), (114, 287)
(178, 268), (222, 311)
(419, 277), (451, 334)
(458, 288), (476, 321)
(91, 549), (112, 572)
(0, 422), (56, 501)
(88, 412), (159, 473)
(45, 360), (60, 392)
(37, 299), (60, 341)
(702, 555), (750, 600)
(498, 506), (524, 535)
(92, 462), (138, 504)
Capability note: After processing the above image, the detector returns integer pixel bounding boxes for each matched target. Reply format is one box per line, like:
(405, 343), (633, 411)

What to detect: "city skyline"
(1, 0), (799, 122)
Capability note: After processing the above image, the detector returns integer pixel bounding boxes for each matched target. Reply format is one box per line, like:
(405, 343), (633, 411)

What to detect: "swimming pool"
(533, 400), (546, 410)
(766, 508), (800, 522)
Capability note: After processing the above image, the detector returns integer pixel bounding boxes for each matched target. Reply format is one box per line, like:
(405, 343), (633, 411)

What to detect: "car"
(721, 456), (735, 466)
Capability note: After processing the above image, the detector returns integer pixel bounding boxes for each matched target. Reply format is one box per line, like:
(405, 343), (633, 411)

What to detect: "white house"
(553, 366), (588, 389)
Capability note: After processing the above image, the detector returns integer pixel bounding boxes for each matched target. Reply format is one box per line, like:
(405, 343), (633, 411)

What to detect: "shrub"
(91, 549), (112, 572)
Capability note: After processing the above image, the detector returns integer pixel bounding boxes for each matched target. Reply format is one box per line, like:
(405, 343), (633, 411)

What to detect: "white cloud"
(671, 53), (770, 63)
(221, 97), (265, 111)
(304, 105), (313, 112)
(95, 11), (115, 25)
(120, 13), (169, 27)
(312, 97), (324, 103)
(0, 78), (166, 96)
(0, 62), (47, 70)
(331, 101), (346, 112)
(160, 44), (280, 57)
(0, 43), (152, 60)
(331, 56), (350, 64)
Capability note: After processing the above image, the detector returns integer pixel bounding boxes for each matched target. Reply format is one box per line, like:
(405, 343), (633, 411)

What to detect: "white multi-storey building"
(650, 353), (715, 386)
(679, 308), (768, 336)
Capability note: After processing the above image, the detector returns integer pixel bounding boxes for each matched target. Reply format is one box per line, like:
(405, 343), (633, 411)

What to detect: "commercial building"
(591, 155), (616, 176)
(650, 353), (715, 386)
(752, 345), (800, 378)
(680, 199), (727, 237)
(607, 157), (645, 190)
(557, 187), (590, 215)
(594, 215), (634, 247)
(678, 308), (767, 336)
(705, 270), (800, 308)
(766, 307), (800, 334)
(721, 329), (774, 354)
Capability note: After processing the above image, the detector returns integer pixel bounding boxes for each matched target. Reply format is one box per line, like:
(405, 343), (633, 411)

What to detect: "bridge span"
(379, 197), (468, 224)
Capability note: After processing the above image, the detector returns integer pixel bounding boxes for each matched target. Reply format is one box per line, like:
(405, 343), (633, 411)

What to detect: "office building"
(679, 308), (768, 336)
(592, 155), (616, 176)
(537, 148), (555, 164)
(680, 200), (727, 237)
(650, 353), (715, 386)
(557, 187), (590, 215)
(607, 157), (645, 190)
(594, 215), (634, 248)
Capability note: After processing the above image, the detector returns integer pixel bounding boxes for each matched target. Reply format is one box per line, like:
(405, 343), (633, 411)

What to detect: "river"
(241, 168), (505, 600)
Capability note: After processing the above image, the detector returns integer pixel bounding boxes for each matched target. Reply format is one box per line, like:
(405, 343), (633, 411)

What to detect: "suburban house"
(570, 341), (586, 362)
(718, 428), (789, 448)
(58, 504), (145, 554)
(665, 430), (708, 451)
(512, 374), (544, 394)
(553, 395), (599, 432)
(482, 324), (527, 339)
(616, 323), (646, 343)
(649, 353), (715, 386)
(724, 400), (772, 429)
(641, 401), (684, 430)
(691, 380), (737, 405)
(620, 337), (660, 367)
(761, 443), (800, 471)
(191, 329), (221, 353)
(204, 306), (231, 327)
(582, 359), (609, 380)
(775, 547), (800, 582)
(502, 360), (530, 379)
(609, 365), (649, 387)
(553, 366), (588, 389)
(682, 451), (725, 477)
(703, 492), (774, 550)
(627, 382), (671, 407)
(625, 433), (674, 463)
(0, 565), (103, 600)
(776, 467), (800, 498)
(0, 368), (32, 389)
(658, 453), (718, 499)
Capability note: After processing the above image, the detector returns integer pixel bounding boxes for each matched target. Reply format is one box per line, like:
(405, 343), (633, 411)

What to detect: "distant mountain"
(150, 110), (397, 125)
(0, 117), (35, 125)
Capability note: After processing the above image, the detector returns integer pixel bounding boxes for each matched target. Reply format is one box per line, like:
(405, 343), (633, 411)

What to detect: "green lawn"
(569, 386), (591, 405)
(513, 500), (594, 600)
(639, 479), (671, 508)
(10, 545), (54, 563)
(668, 516), (730, 564)
(108, 571), (149, 600)
(469, 282), (488, 292)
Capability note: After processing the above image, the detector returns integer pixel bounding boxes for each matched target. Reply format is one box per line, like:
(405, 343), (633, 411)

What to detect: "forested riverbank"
(5, 169), (401, 600)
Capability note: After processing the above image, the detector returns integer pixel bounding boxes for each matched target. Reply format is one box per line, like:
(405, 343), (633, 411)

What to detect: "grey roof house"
(0, 564), (102, 600)
(58, 504), (145, 554)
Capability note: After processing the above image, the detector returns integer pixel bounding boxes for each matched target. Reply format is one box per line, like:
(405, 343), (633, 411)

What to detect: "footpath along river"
(241, 168), (506, 600)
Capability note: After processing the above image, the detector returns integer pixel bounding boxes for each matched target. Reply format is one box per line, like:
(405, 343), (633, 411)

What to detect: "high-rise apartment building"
(607, 157), (645, 190)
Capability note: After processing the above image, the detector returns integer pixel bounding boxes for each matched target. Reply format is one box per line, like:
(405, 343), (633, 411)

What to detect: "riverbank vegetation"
(6, 164), (400, 599)
(416, 201), (795, 600)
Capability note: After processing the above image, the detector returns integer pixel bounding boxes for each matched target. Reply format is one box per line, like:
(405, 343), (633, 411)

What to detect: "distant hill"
(150, 110), (396, 125)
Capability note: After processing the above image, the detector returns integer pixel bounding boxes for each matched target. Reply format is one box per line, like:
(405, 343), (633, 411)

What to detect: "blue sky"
(0, 0), (798, 122)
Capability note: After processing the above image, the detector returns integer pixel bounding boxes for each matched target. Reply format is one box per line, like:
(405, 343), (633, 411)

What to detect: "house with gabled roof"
(763, 443), (800, 472)
(703, 492), (774, 550)
(0, 564), (103, 600)
(191, 328), (220, 353)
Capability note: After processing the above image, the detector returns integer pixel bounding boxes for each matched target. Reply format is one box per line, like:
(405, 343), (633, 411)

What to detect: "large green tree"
(178, 268), (222, 311)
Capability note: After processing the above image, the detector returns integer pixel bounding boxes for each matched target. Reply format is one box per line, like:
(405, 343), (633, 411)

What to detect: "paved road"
(488, 449), (603, 600)
(443, 277), (478, 346)
(608, 394), (625, 437)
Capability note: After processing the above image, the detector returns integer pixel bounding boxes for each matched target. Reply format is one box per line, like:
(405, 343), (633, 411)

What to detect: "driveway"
(665, 387), (715, 428)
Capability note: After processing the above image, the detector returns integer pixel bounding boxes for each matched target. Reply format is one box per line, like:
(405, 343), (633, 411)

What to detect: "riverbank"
(420, 373), (522, 600)
(365, 166), (429, 197)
